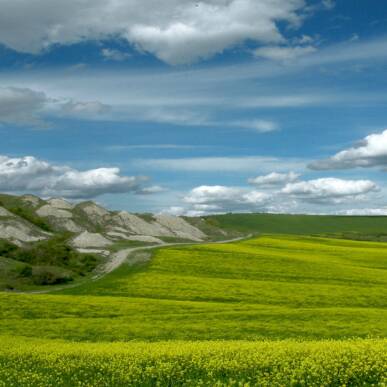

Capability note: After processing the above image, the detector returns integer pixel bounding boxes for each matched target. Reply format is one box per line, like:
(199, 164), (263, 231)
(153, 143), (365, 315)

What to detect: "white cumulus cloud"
(248, 171), (299, 187)
(0, 0), (310, 65)
(165, 175), (381, 215)
(309, 129), (387, 170)
(282, 177), (378, 203)
(0, 155), (153, 199)
(182, 185), (271, 214)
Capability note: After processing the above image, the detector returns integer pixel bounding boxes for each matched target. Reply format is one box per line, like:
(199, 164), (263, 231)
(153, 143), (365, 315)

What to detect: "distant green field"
(1, 235), (386, 384)
(204, 213), (387, 237)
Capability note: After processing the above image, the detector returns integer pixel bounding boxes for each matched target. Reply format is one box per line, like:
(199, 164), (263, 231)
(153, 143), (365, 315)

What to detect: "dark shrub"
(0, 239), (17, 256)
(32, 267), (73, 285)
(15, 265), (33, 278)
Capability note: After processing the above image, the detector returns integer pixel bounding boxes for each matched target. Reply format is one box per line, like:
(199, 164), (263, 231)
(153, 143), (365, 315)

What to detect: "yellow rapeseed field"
(0, 336), (385, 386)
(1, 235), (386, 385)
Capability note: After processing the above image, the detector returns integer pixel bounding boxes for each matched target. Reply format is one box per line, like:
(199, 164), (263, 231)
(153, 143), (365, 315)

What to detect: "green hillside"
(0, 236), (101, 290)
(203, 213), (387, 238)
(1, 235), (386, 341)
(1, 234), (386, 384)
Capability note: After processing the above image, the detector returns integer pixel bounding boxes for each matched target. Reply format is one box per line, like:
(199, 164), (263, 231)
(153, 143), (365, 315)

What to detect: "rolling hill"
(1, 194), (387, 384)
(0, 193), (223, 291)
(0, 234), (386, 384)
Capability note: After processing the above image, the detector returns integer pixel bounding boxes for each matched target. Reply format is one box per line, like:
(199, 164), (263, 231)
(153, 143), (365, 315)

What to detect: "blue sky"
(0, 0), (387, 215)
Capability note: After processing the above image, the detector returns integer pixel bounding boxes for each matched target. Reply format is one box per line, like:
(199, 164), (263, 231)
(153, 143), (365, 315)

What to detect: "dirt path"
(95, 234), (253, 278)
(20, 234), (253, 294)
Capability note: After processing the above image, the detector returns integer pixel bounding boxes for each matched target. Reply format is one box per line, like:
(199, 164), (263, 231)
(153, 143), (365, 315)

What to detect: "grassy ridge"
(0, 336), (385, 386)
(204, 213), (387, 236)
(1, 235), (386, 341)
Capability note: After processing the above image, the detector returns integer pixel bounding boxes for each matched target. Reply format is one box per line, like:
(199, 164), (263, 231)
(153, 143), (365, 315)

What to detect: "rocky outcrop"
(0, 193), (209, 247)
(0, 206), (14, 217)
(47, 198), (73, 210)
(35, 204), (84, 233)
(127, 235), (163, 243)
(112, 212), (175, 237)
(76, 202), (110, 226)
(153, 214), (206, 241)
(37, 205), (73, 219)
(72, 231), (113, 249)
(21, 195), (41, 207)
(34, 199), (88, 233)
(60, 219), (83, 233)
(0, 218), (49, 245)
(76, 248), (110, 257)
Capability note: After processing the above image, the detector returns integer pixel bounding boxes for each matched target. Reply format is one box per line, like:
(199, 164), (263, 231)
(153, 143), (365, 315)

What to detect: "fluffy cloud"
(309, 129), (387, 170)
(282, 177), (378, 203)
(0, 155), (152, 199)
(163, 175), (380, 215)
(182, 185), (271, 215)
(248, 172), (299, 187)
(0, 0), (310, 65)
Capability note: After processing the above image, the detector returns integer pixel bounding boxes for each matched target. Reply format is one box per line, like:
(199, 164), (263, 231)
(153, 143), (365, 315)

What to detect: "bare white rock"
(112, 212), (175, 237)
(21, 195), (41, 207)
(106, 231), (131, 240)
(76, 248), (110, 257)
(0, 206), (14, 217)
(127, 235), (164, 244)
(36, 205), (73, 219)
(0, 221), (48, 243)
(61, 219), (83, 233)
(154, 214), (206, 241)
(82, 202), (110, 217)
(47, 198), (73, 209)
(80, 202), (110, 225)
(72, 231), (113, 248)
(106, 230), (163, 244)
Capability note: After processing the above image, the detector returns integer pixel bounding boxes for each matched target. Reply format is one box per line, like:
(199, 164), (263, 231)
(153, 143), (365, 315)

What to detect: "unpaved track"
(22, 234), (253, 294)
(96, 234), (253, 278)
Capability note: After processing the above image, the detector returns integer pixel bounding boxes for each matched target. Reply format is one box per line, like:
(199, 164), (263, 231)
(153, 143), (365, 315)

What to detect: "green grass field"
(204, 213), (387, 238)
(1, 235), (386, 385)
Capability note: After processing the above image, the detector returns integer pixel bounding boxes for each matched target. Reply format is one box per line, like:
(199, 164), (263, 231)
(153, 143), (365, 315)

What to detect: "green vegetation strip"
(0, 336), (385, 386)
(205, 213), (387, 237)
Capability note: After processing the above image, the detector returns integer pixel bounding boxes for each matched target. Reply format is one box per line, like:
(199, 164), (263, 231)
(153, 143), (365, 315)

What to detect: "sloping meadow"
(1, 235), (386, 384)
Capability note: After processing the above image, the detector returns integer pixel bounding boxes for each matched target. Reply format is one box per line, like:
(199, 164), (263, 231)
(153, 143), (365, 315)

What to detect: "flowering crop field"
(0, 336), (386, 386)
(1, 235), (386, 385)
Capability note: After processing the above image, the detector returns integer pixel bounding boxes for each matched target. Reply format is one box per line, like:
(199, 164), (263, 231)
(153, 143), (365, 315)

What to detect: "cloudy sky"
(1, 0), (387, 215)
